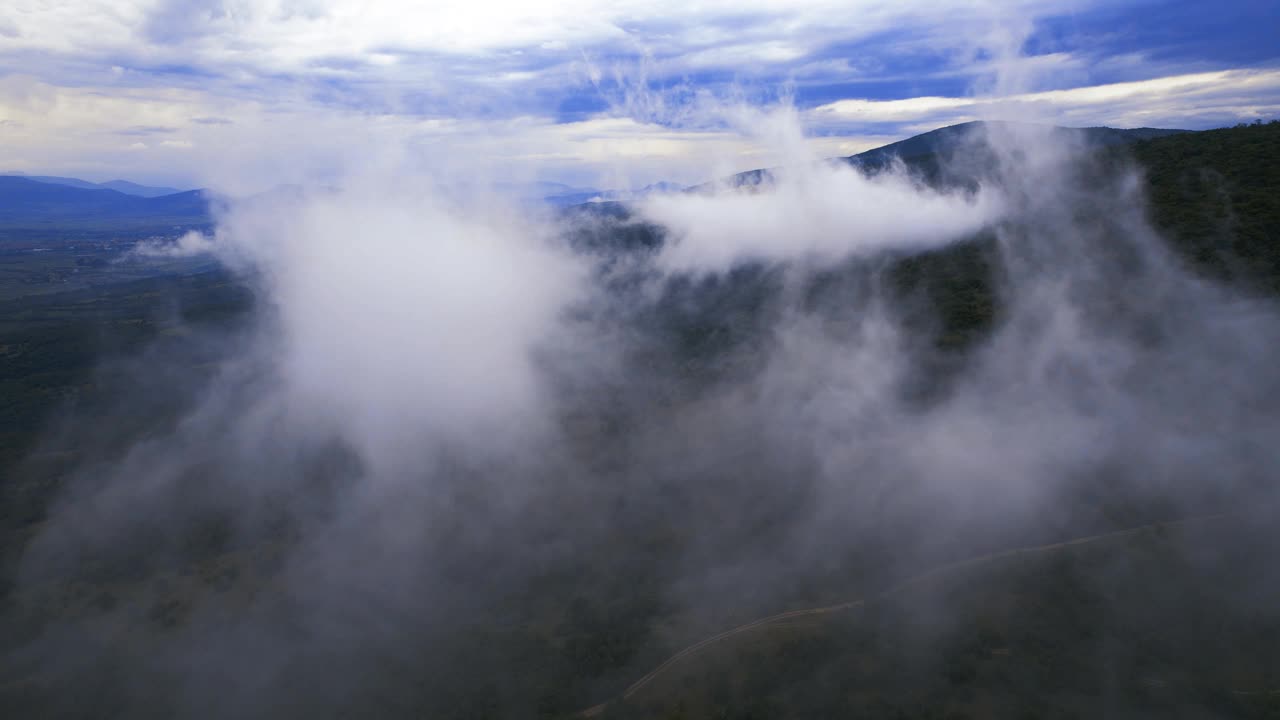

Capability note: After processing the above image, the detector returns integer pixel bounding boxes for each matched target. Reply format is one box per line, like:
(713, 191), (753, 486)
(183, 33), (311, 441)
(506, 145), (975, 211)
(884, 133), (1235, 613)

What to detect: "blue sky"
(0, 0), (1276, 190)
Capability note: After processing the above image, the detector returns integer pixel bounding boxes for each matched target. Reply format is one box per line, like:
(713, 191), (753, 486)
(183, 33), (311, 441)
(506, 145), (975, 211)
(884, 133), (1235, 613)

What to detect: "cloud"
(0, 73), (894, 190)
(647, 165), (999, 271)
(16, 95), (1280, 720)
(211, 181), (584, 459)
(640, 107), (1001, 271)
(130, 229), (217, 258)
(0, 16), (20, 38)
(9, 13), (1280, 715)
(810, 68), (1280, 131)
(116, 125), (180, 136)
(0, 0), (1274, 187)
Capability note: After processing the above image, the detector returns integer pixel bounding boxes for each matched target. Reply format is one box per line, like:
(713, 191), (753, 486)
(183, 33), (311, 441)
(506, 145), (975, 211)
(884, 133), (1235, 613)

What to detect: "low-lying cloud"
(131, 229), (217, 258)
(213, 182), (583, 460)
(644, 158), (1001, 271)
(6, 37), (1280, 720)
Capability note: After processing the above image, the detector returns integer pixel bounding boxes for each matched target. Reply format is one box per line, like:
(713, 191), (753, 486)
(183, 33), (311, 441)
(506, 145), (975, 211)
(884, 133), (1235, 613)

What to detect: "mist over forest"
(2, 4), (1280, 719)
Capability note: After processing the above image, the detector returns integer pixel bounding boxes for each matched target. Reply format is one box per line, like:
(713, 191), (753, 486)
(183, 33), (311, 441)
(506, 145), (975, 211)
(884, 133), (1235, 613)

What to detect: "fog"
(5, 31), (1280, 720)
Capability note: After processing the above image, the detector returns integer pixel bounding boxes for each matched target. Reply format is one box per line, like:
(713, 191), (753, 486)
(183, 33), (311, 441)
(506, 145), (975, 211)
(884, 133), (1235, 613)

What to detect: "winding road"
(577, 512), (1232, 717)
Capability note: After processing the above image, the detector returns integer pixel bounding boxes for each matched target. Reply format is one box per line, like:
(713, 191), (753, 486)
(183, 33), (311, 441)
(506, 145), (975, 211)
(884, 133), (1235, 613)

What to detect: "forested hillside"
(1135, 120), (1280, 294)
(1, 121), (1278, 720)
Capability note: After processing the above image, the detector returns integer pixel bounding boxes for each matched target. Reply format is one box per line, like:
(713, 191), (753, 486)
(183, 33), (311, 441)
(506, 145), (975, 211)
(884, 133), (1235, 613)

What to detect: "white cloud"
(131, 229), (216, 258)
(809, 68), (1280, 129)
(646, 164), (1001, 271)
(809, 95), (977, 124)
(0, 1), (1059, 62)
(0, 73), (902, 190)
(0, 0), (1273, 187)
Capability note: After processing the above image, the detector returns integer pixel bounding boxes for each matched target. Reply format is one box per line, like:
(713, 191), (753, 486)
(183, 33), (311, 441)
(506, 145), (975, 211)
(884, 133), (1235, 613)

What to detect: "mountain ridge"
(694, 121), (1191, 192)
(14, 174), (186, 198)
(0, 122), (1205, 234)
(0, 176), (212, 232)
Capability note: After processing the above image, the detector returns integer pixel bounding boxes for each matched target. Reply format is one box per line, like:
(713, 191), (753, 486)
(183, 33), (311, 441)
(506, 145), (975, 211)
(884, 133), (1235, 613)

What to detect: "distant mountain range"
(0, 122), (1192, 235)
(0, 176), (212, 232)
(9, 174), (187, 198)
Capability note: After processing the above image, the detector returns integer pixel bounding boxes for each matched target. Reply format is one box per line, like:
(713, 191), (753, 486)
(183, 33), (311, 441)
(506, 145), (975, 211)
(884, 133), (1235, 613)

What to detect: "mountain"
(0, 176), (211, 232)
(1132, 120), (1280, 294)
(21, 175), (102, 191)
(98, 179), (186, 198)
(546, 120), (1280, 720)
(19, 174), (185, 198)
(528, 181), (597, 197)
(848, 121), (1187, 167)
(489, 181), (603, 206)
(1, 120), (1278, 720)
(697, 121), (1190, 192)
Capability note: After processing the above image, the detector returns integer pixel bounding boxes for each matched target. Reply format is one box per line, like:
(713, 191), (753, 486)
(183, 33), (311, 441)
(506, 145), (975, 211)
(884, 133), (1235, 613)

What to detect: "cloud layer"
(12, 105), (1280, 719)
(1, 0), (1277, 188)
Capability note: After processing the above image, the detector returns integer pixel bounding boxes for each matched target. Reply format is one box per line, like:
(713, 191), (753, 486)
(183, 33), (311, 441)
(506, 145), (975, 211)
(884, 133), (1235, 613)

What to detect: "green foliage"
(1132, 120), (1280, 294)
(2, 122), (1279, 718)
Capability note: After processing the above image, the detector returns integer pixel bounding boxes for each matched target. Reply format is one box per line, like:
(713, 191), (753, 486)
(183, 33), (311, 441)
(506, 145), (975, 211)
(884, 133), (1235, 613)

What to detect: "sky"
(0, 0), (1277, 190)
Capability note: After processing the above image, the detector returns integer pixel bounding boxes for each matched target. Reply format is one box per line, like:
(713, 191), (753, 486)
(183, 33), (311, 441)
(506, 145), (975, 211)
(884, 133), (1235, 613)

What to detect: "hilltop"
(13, 175), (186, 198)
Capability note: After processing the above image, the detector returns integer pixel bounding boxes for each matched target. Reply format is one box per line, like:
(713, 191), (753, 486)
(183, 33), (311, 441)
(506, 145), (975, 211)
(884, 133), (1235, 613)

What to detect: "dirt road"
(577, 512), (1231, 717)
